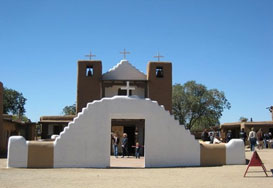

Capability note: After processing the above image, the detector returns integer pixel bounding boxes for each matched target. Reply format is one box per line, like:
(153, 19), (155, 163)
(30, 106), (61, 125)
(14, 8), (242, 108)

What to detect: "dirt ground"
(0, 149), (272, 188)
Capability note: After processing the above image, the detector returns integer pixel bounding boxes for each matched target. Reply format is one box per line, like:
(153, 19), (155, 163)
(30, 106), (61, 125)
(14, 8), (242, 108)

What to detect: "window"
(156, 67), (164, 78)
(86, 66), (93, 77)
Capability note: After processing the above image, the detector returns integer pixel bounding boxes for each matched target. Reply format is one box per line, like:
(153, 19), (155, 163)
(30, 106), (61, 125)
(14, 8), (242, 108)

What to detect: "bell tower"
(147, 62), (172, 113)
(77, 61), (102, 113)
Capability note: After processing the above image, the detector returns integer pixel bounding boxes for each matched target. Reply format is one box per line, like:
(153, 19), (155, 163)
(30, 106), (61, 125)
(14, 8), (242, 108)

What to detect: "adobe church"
(40, 58), (172, 155)
(8, 55), (245, 168)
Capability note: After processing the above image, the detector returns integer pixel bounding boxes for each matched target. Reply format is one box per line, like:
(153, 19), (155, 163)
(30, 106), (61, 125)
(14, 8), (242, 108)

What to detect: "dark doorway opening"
(124, 126), (135, 155)
(110, 119), (145, 168)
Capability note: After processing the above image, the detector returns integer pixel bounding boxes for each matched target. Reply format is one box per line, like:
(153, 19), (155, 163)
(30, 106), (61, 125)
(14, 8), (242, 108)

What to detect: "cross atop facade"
(120, 48), (130, 59)
(85, 51), (96, 60)
(154, 52), (164, 62)
(121, 81), (135, 96)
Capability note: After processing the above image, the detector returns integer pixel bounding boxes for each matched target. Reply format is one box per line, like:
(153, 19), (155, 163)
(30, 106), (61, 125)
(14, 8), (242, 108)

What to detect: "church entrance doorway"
(110, 119), (145, 168)
(123, 126), (135, 155)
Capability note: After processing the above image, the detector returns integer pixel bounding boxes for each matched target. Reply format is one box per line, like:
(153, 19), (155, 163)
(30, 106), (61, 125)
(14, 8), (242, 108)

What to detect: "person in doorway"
(248, 127), (257, 151)
(121, 133), (129, 158)
(132, 142), (142, 159)
(226, 130), (233, 143)
(112, 133), (119, 158)
(239, 128), (247, 144)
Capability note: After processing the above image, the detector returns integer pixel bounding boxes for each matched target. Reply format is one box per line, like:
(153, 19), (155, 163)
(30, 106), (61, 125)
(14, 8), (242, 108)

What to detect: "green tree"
(3, 87), (27, 116)
(62, 104), (76, 115)
(172, 81), (231, 130)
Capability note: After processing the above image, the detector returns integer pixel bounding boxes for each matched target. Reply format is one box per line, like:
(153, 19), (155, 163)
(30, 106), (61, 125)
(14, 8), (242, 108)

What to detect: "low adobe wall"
(7, 97), (245, 168)
(200, 139), (245, 166)
(8, 137), (245, 168)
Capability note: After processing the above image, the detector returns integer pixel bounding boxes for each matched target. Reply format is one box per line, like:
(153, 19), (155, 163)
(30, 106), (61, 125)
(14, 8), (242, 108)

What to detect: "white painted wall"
(7, 136), (28, 168)
(226, 139), (245, 165)
(105, 85), (145, 98)
(54, 96), (201, 168)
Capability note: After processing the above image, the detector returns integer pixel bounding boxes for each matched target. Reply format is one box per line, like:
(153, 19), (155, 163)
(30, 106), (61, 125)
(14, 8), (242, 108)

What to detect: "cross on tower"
(120, 48), (130, 59)
(121, 81), (135, 96)
(85, 51), (96, 60)
(154, 52), (164, 62)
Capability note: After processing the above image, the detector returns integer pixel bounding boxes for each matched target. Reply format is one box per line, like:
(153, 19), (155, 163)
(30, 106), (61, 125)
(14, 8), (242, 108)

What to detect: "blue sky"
(0, 0), (272, 123)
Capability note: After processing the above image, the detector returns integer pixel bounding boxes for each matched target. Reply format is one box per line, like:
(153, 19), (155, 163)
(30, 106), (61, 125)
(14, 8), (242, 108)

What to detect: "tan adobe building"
(220, 110), (273, 142)
(0, 82), (36, 156)
(40, 59), (172, 155)
(39, 115), (75, 139)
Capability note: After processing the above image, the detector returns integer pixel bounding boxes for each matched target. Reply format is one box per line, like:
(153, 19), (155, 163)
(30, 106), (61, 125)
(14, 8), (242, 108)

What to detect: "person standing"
(256, 128), (264, 149)
(112, 133), (119, 158)
(132, 142), (141, 159)
(263, 132), (270, 148)
(248, 127), (257, 151)
(121, 133), (129, 158)
(239, 128), (247, 144)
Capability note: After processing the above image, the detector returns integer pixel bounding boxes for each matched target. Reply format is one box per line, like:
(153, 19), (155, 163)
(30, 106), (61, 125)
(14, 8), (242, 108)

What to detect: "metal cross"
(154, 52), (164, 62)
(121, 81), (135, 96)
(120, 48), (130, 59)
(85, 51), (96, 60)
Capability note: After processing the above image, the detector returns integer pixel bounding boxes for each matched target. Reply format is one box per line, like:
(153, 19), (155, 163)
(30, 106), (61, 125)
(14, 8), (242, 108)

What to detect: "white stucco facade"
(54, 96), (201, 168)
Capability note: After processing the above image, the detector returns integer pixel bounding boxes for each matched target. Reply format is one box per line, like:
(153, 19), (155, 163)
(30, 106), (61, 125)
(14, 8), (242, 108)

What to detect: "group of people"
(201, 128), (273, 152)
(112, 133), (142, 159)
(247, 128), (273, 151)
(201, 129), (222, 144)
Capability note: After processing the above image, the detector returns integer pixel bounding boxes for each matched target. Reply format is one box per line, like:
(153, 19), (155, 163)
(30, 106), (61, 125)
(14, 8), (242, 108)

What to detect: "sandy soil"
(0, 149), (272, 188)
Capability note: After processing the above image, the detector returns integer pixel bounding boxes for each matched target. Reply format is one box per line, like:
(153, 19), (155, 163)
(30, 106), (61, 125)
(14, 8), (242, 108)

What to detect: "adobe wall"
(77, 61), (102, 113)
(147, 62), (172, 112)
(8, 97), (245, 168)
